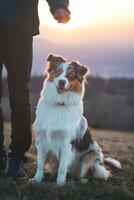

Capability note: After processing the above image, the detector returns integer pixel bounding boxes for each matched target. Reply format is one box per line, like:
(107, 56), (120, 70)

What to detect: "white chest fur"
(34, 81), (84, 157)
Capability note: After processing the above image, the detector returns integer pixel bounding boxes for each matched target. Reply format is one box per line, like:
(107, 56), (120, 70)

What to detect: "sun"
(38, 0), (103, 30)
(38, 0), (134, 30)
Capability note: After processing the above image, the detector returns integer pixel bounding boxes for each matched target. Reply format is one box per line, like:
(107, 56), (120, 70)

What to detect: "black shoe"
(6, 155), (28, 181)
(0, 148), (7, 172)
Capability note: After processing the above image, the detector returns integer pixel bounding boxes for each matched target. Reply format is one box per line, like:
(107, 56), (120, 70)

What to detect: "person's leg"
(4, 24), (33, 179)
(0, 66), (4, 150)
(0, 65), (7, 171)
(0, 24), (7, 171)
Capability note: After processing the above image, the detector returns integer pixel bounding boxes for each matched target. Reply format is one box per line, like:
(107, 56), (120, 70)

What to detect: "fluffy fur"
(30, 54), (122, 185)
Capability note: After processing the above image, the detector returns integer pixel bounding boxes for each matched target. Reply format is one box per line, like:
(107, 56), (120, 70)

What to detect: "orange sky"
(31, 0), (134, 78)
(36, 0), (134, 46)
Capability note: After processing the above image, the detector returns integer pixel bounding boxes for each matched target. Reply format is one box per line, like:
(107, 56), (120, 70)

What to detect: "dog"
(31, 54), (122, 185)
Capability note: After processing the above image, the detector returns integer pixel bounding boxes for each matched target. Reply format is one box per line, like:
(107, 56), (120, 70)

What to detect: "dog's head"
(46, 54), (89, 94)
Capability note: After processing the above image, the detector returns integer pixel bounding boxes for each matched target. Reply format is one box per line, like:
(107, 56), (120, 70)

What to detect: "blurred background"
(2, 0), (134, 131)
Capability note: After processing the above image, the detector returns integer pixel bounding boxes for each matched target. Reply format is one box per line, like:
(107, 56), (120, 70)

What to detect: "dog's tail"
(104, 157), (122, 170)
(93, 161), (111, 180)
(93, 157), (122, 180)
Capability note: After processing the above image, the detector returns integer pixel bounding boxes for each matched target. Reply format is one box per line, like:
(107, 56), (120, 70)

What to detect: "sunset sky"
(32, 0), (134, 77)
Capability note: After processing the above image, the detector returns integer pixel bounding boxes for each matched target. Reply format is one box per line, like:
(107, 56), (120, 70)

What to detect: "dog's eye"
(55, 68), (63, 77)
(66, 73), (76, 80)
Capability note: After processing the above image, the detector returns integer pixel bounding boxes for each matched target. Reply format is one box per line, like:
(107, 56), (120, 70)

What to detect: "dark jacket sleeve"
(46, 0), (70, 15)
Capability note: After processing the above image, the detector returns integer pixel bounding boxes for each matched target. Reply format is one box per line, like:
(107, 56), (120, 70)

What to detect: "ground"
(0, 123), (134, 200)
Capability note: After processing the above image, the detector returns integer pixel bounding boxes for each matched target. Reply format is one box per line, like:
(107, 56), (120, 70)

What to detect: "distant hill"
(2, 38), (134, 78)
(32, 38), (134, 78)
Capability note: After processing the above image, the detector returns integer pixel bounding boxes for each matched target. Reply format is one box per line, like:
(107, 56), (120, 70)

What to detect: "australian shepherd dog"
(31, 54), (122, 186)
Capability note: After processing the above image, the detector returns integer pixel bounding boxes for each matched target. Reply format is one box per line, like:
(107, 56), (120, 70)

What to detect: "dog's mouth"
(57, 84), (74, 94)
(57, 87), (66, 94)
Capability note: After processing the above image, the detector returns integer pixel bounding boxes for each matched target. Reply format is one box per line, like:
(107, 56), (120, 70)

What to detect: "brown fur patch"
(47, 54), (65, 73)
(47, 67), (63, 82)
(67, 79), (82, 93)
(47, 71), (55, 82)
(70, 151), (96, 180)
(71, 128), (94, 152)
(66, 66), (77, 81)
(70, 62), (88, 82)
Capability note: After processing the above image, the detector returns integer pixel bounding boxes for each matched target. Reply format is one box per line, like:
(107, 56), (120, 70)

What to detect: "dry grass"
(0, 123), (134, 200)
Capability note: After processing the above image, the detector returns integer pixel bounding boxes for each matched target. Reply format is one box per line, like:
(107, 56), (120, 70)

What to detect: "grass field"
(0, 123), (134, 200)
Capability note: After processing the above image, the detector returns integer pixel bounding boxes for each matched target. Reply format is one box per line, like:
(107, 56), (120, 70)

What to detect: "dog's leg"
(71, 151), (96, 180)
(57, 143), (74, 186)
(30, 136), (47, 183)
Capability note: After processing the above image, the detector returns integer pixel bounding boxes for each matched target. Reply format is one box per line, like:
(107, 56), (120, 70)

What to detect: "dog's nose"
(58, 80), (66, 87)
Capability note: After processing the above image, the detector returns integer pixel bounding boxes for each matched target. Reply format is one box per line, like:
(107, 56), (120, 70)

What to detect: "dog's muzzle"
(57, 79), (66, 94)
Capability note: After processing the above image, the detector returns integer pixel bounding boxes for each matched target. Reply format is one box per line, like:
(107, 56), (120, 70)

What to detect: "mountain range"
(2, 37), (133, 78)
(32, 38), (134, 78)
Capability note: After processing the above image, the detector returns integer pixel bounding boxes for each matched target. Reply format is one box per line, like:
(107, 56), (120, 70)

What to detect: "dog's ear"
(71, 62), (89, 81)
(47, 54), (54, 62)
(47, 54), (66, 73)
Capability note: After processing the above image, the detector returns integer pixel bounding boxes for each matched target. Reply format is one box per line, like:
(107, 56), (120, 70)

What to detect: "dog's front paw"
(29, 171), (44, 184)
(29, 176), (43, 184)
(56, 176), (66, 186)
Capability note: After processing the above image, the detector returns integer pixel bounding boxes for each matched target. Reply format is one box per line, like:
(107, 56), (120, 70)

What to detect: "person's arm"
(46, 0), (70, 23)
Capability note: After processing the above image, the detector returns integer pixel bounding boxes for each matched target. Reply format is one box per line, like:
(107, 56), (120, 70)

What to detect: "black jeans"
(0, 23), (32, 157)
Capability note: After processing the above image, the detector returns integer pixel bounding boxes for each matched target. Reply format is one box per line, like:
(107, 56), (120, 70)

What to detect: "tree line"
(2, 76), (134, 131)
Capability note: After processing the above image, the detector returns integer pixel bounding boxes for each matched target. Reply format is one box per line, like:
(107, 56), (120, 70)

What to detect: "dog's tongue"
(57, 87), (65, 94)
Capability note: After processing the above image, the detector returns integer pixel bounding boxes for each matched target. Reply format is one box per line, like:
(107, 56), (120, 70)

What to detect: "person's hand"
(53, 8), (70, 24)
